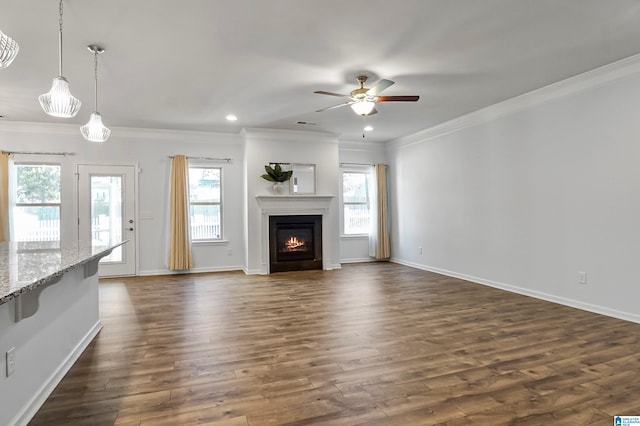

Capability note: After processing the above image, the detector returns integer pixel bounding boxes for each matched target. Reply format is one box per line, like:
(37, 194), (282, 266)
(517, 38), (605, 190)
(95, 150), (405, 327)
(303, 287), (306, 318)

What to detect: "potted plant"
(261, 163), (293, 195)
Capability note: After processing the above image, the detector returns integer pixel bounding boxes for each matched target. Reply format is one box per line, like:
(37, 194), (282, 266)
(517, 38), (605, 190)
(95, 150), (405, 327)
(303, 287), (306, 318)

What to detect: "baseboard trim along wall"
(391, 258), (640, 325)
(137, 266), (245, 276)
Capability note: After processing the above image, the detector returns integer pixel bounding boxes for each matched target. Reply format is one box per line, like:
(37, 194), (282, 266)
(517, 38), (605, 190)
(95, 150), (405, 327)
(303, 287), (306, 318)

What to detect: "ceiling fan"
(314, 75), (419, 116)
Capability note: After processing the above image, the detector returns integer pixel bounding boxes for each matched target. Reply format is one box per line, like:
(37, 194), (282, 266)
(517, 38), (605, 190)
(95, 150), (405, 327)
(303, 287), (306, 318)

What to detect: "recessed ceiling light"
(225, 114), (238, 122)
(364, 126), (373, 132)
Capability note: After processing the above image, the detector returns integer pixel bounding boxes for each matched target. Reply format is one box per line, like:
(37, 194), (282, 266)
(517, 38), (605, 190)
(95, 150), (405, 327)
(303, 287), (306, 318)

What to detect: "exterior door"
(77, 164), (137, 277)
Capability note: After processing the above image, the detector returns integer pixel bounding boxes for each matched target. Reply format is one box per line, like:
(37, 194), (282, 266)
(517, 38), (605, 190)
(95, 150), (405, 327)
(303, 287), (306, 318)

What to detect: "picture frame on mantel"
(290, 163), (316, 195)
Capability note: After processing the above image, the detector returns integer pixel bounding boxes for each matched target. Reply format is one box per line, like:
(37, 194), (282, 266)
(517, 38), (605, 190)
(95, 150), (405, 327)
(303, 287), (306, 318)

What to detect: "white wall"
(338, 140), (387, 263)
(0, 123), (245, 275)
(242, 128), (340, 273)
(387, 56), (640, 323)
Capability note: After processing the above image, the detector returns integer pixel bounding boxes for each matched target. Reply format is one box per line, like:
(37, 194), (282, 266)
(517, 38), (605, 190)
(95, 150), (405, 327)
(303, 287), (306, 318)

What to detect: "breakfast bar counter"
(0, 240), (124, 306)
(0, 240), (125, 426)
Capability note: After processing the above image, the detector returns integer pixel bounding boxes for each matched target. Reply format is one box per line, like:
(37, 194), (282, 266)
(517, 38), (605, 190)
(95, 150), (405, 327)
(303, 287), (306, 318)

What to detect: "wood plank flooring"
(29, 263), (640, 425)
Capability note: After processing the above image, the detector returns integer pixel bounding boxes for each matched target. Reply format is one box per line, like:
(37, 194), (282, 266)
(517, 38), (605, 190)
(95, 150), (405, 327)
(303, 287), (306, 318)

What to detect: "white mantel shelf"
(255, 195), (335, 214)
(255, 195), (336, 273)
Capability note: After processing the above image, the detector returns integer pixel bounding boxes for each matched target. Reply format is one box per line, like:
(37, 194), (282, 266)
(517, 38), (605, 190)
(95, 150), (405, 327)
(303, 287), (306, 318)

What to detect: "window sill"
(192, 239), (229, 245)
(341, 234), (369, 240)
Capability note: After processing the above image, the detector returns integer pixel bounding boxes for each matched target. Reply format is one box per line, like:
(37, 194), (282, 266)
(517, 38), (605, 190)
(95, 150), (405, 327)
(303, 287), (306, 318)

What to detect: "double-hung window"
(342, 170), (371, 235)
(13, 163), (61, 242)
(188, 166), (222, 240)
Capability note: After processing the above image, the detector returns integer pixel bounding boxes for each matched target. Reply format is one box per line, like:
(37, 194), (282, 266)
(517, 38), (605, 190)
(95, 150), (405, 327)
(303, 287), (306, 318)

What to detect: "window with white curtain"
(342, 170), (371, 235)
(188, 166), (222, 240)
(13, 163), (61, 241)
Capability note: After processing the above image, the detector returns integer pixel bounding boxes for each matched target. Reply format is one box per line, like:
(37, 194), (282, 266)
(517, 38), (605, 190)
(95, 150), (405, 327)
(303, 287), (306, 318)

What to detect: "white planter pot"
(272, 182), (286, 195)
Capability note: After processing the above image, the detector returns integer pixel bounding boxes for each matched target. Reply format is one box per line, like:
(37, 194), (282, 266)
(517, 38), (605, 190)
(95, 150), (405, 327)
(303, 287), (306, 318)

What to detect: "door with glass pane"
(77, 165), (136, 277)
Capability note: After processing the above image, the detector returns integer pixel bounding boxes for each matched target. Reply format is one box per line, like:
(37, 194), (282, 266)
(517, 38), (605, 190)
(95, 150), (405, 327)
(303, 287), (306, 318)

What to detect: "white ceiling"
(2, 0), (640, 143)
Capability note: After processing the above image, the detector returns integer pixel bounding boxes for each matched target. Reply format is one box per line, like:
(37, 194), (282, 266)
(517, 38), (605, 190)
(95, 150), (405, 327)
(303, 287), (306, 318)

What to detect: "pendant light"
(80, 45), (110, 142)
(38, 0), (81, 118)
(0, 29), (19, 69)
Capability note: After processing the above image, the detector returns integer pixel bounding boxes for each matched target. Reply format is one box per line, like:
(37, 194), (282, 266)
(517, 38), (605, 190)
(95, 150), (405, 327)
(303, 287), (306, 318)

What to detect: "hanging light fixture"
(38, 0), (81, 118)
(0, 29), (19, 69)
(80, 45), (110, 142)
(350, 100), (375, 116)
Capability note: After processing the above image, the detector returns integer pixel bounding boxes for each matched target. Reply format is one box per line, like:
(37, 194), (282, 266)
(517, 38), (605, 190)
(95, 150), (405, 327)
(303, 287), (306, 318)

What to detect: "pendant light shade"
(350, 101), (375, 116)
(80, 45), (110, 142)
(39, 0), (81, 118)
(80, 112), (110, 142)
(39, 76), (81, 117)
(0, 30), (19, 69)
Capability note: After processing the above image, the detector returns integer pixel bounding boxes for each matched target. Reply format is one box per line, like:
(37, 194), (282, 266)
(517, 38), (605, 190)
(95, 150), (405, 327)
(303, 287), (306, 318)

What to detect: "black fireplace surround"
(269, 215), (322, 273)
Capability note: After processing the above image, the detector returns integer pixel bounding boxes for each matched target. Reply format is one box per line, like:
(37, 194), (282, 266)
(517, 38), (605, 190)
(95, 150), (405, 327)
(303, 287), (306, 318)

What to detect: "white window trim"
(340, 168), (372, 238)
(188, 164), (223, 241)
(13, 162), (62, 242)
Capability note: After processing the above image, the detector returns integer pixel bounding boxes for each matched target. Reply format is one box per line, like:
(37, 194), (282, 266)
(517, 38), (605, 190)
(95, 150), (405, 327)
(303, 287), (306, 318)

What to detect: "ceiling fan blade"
(366, 79), (394, 96)
(377, 95), (420, 102)
(316, 102), (353, 112)
(314, 90), (351, 98)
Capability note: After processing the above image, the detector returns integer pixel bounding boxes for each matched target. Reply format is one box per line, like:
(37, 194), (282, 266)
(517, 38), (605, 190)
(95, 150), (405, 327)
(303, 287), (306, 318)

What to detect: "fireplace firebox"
(269, 215), (322, 273)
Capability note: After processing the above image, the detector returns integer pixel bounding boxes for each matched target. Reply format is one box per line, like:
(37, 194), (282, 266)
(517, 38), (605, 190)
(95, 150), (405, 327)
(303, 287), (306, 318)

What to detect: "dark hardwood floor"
(29, 263), (640, 425)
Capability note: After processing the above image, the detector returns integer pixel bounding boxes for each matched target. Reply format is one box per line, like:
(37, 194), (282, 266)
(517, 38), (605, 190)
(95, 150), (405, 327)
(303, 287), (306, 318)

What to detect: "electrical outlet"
(6, 347), (15, 377)
(418, 246), (423, 255)
(577, 271), (587, 285)
(227, 248), (233, 256)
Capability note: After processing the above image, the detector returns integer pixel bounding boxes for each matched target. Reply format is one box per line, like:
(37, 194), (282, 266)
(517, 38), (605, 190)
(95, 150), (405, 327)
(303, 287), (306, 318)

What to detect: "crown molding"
(388, 52), (640, 149)
(339, 139), (387, 152)
(0, 120), (242, 144)
(0, 121), (79, 136)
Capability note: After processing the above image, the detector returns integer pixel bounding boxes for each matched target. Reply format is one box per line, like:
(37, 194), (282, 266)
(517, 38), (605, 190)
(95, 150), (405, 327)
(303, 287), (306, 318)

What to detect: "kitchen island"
(0, 240), (126, 426)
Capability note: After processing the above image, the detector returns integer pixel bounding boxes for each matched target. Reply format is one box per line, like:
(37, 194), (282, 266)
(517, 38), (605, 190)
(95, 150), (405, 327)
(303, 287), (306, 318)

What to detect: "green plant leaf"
(261, 163), (292, 182)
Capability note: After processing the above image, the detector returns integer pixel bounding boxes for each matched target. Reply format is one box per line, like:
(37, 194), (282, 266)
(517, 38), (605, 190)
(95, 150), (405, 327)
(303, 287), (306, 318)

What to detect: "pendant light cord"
(93, 50), (98, 111)
(58, 0), (63, 76)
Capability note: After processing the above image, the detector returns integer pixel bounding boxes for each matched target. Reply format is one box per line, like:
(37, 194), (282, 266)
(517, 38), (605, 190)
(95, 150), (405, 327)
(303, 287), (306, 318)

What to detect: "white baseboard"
(11, 321), (103, 426)
(138, 266), (244, 276)
(339, 258), (371, 264)
(391, 258), (640, 325)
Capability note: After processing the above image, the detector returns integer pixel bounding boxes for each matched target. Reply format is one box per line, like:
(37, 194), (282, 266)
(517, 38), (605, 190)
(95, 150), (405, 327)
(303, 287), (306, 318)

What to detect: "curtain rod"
(2, 150), (75, 156)
(168, 155), (231, 163)
(340, 162), (388, 167)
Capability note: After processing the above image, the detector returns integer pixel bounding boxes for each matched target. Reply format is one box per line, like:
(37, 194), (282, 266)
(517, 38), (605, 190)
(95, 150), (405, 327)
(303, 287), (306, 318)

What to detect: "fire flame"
(285, 236), (306, 251)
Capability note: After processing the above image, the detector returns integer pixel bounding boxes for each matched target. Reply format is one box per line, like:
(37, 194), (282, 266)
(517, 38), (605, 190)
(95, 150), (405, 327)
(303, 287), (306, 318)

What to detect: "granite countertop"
(0, 240), (126, 305)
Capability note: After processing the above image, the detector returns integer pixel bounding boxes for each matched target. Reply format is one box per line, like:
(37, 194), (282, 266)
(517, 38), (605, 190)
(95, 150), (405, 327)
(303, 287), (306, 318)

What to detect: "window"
(342, 171), (370, 235)
(13, 164), (61, 241)
(188, 166), (222, 240)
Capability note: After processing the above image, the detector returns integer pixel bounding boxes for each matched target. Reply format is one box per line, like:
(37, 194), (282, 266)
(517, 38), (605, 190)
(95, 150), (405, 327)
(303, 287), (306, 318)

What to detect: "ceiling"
(2, 0), (640, 143)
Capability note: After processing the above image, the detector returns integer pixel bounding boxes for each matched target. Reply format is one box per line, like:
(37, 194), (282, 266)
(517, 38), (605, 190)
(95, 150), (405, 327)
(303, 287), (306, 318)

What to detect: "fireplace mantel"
(255, 195), (335, 273)
(255, 195), (334, 214)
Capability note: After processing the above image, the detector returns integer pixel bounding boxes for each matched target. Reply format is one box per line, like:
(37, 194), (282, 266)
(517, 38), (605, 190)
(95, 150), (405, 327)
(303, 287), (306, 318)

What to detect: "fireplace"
(269, 215), (322, 273)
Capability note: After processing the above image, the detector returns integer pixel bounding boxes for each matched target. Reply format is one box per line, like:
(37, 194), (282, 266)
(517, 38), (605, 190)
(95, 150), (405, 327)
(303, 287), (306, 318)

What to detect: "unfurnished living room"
(1, 1), (640, 425)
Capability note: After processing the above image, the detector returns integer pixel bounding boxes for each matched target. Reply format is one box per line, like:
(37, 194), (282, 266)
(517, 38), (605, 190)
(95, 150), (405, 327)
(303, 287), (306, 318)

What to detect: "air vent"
(296, 121), (316, 126)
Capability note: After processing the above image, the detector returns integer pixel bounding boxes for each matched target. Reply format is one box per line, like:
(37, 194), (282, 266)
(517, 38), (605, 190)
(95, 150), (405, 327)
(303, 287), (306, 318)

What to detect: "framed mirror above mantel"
(290, 163), (316, 195)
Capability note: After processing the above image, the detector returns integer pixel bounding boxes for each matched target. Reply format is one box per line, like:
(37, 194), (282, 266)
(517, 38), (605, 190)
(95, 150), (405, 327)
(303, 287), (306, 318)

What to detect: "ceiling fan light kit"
(0, 30), (19, 69)
(80, 45), (110, 142)
(39, 0), (81, 118)
(351, 101), (375, 116)
(315, 75), (419, 117)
